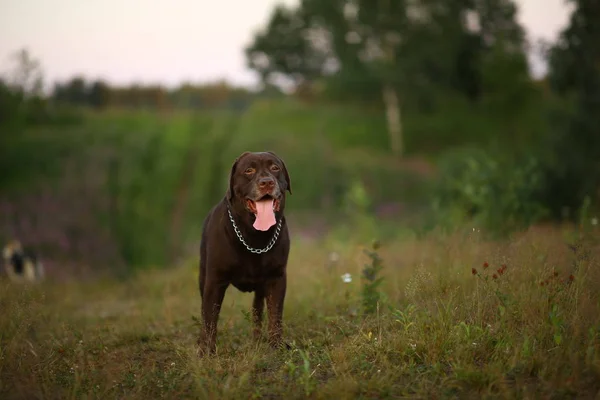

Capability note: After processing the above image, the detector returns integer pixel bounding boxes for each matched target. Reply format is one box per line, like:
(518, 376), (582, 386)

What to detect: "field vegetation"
(2, 0), (599, 397)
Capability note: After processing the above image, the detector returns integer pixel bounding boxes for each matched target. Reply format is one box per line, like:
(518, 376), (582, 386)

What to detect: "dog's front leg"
(252, 286), (266, 340)
(200, 279), (228, 355)
(265, 275), (286, 348)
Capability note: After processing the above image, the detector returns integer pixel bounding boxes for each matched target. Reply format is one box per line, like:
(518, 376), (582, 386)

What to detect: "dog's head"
(2, 239), (44, 282)
(227, 151), (292, 231)
(2, 240), (22, 261)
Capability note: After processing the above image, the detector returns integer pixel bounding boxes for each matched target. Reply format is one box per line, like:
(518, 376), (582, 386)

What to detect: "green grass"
(1, 102), (437, 270)
(2, 224), (599, 399)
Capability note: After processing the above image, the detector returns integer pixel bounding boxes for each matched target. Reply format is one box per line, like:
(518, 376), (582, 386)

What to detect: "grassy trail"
(1, 225), (599, 399)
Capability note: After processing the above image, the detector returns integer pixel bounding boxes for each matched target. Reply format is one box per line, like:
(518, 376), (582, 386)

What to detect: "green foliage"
(479, 42), (535, 120)
(245, 4), (326, 86)
(544, 0), (600, 216)
(53, 78), (111, 110)
(245, 0), (533, 157)
(432, 147), (548, 234)
(3, 90), (565, 273)
(49, 76), (257, 111)
(0, 49), (84, 141)
(0, 82), (83, 194)
(248, 0), (530, 107)
(2, 100), (434, 274)
(229, 99), (430, 213)
(361, 240), (384, 315)
(284, 345), (317, 397)
(99, 113), (229, 270)
(105, 125), (171, 269)
(0, 79), (25, 130)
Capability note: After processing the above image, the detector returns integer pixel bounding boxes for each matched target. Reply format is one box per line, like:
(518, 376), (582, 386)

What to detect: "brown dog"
(198, 151), (292, 354)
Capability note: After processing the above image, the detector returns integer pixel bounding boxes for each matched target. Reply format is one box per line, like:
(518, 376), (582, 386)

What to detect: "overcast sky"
(0, 0), (570, 89)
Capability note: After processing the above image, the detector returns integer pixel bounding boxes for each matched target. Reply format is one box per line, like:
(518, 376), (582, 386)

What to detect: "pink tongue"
(253, 199), (276, 231)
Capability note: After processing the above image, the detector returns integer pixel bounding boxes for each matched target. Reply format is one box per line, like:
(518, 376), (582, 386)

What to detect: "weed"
(361, 240), (385, 315)
(1, 225), (599, 398)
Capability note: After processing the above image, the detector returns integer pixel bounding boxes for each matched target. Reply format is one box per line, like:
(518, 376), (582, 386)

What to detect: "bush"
(432, 147), (548, 235)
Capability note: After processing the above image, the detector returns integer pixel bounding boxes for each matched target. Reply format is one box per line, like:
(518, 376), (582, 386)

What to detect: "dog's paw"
(195, 338), (217, 358)
(196, 345), (217, 358)
(268, 338), (292, 351)
(252, 329), (263, 342)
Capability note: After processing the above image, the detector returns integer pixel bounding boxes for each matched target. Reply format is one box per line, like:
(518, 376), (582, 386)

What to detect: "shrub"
(361, 240), (385, 315)
(432, 147), (548, 235)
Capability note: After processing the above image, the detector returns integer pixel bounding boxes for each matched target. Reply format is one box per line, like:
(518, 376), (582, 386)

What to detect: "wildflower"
(540, 281), (545, 287)
(569, 275), (574, 282)
(341, 273), (352, 283)
(483, 262), (489, 269)
(472, 268), (477, 275)
(492, 274), (498, 280)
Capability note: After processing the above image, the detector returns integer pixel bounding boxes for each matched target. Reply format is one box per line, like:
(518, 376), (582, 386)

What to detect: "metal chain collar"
(227, 207), (282, 254)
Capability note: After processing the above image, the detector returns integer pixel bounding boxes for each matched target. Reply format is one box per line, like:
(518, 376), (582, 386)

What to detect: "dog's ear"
(3, 240), (21, 259)
(267, 151), (292, 195)
(227, 152), (251, 201)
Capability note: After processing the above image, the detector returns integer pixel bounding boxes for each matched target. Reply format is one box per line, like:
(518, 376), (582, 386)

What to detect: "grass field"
(1, 224), (599, 399)
(1, 102), (437, 274)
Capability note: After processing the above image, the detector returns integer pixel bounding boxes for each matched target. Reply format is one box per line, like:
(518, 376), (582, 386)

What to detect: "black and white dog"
(2, 240), (45, 283)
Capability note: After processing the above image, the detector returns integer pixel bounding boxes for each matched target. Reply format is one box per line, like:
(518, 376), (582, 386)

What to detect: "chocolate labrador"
(198, 151), (292, 354)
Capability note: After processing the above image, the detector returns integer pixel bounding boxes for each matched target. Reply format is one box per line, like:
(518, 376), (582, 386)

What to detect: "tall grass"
(1, 224), (598, 399)
(2, 101), (437, 276)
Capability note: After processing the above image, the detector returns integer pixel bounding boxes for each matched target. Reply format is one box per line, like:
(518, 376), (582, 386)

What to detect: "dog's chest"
(229, 256), (284, 289)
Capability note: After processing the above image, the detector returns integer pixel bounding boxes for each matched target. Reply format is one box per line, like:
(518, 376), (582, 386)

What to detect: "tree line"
(51, 78), (267, 111)
(245, 0), (534, 157)
(0, 49), (284, 116)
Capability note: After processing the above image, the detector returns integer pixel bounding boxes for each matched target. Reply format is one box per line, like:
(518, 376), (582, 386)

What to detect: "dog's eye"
(244, 168), (255, 175)
(270, 165), (280, 172)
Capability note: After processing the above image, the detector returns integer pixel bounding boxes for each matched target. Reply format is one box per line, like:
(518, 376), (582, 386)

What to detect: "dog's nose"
(258, 177), (275, 190)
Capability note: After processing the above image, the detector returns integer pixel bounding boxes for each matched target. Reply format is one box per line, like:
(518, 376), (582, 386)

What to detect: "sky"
(0, 0), (571, 89)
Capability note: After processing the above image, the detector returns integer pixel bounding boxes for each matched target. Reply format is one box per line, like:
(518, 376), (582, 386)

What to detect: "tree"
(1, 48), (50, 127)
(0, 79), (23, 128)
(88, 80), (110, 109)
(326, 0), (408, 157)
(245, 4), (331, 89)
(247, 0), (418, 157)
(6, 48), (44, 99)
(53, 76), (88, 106)
(545, 0), (600, 214)
(247, 0), (530, 157)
